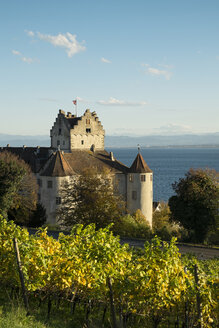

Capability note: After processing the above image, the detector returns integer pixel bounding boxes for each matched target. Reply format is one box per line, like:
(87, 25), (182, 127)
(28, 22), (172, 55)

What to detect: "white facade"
(126, 172), (153, 227)
(37, 174), (71, 225)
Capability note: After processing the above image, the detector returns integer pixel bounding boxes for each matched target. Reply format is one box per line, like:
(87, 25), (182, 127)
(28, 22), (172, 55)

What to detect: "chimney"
(110, 152), (115, 161)
(59, 109), (65, 115)
(36, 146), (40, 154)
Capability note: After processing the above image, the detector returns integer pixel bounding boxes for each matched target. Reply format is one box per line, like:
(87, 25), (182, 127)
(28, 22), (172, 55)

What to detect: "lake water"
(106, 147), (219, 202)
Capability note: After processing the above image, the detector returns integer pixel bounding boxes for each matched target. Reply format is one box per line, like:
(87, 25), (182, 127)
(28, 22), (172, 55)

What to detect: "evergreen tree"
(168, 168), (219, 243)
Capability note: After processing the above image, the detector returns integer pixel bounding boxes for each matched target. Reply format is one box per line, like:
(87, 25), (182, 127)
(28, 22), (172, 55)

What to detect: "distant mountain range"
(1, 133), (219, 148)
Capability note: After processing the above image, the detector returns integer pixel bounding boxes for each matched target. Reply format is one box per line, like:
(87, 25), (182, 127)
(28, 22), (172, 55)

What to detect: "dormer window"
(141, 175), (146, 182)
(58, 128), (62, 135)
(86, 128), (91, 133)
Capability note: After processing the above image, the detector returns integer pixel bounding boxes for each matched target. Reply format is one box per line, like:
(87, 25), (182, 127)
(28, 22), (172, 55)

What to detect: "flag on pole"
(72, 100), (77, 105)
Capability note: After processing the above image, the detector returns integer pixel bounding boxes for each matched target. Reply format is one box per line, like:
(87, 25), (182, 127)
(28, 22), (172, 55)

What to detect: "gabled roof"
(129, 153), (152, 173)
(40, 151), (75, 177)
(0, 146), (50, 173)
(39, 150), (129, 177)
(64, 150), (129, 174)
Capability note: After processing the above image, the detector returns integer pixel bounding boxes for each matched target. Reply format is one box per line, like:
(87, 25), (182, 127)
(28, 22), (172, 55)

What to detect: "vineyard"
(0, 217), (218, 328)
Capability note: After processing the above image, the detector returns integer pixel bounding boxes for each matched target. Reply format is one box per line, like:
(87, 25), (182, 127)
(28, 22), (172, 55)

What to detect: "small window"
(86, 119), (90, 124)
(81, 140), (84, 145)
(58, 128), (62, 135)
(132, 190), (137, 200)
(37, 179), (42, 187)
(47, 180), (53, 188)
(56, 197), (61, 205)
(63, 140), (65, 145)
(141, 175), (146, 182)
(57, 140), (60, 146)
(129, 174), (133, 182)
(86, 128), (91, 133)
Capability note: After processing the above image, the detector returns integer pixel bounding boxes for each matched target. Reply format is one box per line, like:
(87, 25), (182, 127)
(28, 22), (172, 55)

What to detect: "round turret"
(127, 153), (153, 227)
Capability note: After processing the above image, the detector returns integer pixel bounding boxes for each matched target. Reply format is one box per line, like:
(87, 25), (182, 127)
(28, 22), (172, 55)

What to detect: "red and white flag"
(72, 99), (77, 105)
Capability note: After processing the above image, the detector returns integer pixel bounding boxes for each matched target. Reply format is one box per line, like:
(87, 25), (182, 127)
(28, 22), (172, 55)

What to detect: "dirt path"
(121, 238), (219, 260)
(29, 229), (219, 260)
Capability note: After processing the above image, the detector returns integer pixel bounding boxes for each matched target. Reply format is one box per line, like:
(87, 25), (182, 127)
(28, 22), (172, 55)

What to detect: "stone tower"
(127, 152), (153, 227)
(50, 109), (105, 152)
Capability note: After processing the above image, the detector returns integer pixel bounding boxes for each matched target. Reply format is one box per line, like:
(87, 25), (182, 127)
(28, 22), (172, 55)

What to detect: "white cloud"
(141, 63), (150, 67)
(101, 57), (111, 64)
(152, 123), (193, 135)
(147, 67), (172, 80)
(12, 50), (21, 56)
(97, 97), (147, 106)
(75, 96), (89, 103)
(12, 50), (34, 64)
(21, 56), (33, 63)
(142, 63), (172, 80)
(25, 30), (35, 37)
(37, 32), (86, 57)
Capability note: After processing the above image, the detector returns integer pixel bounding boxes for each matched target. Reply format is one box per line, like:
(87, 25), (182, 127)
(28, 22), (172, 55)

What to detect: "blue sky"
(1, 0), (219, 136)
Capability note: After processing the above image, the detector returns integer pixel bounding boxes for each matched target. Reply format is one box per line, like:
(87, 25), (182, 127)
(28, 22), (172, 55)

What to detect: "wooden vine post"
(13, 237), (29, 314)
(107, 277), (118, 328)
(194, 264), (203, 328)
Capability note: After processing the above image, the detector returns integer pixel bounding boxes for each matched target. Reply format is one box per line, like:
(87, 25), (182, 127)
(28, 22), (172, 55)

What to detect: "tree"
(28, 203), (47, 228)
(168, 168), (219, 243)
(0, 151), (38, 222)
(152, 202), (184, 241)
(57, 169), (125, 230)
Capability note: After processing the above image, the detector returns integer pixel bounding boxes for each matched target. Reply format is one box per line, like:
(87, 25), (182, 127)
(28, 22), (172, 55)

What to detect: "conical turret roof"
(129, 152), (152, 173)
(40, 151), (75, 177)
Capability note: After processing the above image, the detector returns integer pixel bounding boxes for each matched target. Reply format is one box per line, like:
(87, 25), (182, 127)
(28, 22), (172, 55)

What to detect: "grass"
(0, 288), (111, 328)
(0, 306), (46, 328)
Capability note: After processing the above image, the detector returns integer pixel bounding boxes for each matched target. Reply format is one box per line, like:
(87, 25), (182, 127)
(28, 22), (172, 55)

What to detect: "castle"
(2, 109), (153, 226)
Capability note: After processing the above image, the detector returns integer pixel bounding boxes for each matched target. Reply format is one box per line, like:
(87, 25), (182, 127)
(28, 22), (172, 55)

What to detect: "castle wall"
(50, 113), (71, 152)
(127, 172), (153, 227)
(70, 133), (104, 150)
(37, 174), (70, 225)
(114, 173), (127, 201)
(69, 110), (105, 150)
(50, 109), (105, 152)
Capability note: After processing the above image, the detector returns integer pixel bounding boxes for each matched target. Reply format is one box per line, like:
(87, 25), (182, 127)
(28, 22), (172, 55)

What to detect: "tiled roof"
(0, 146), (51, 173)
(0, 147), (129, 176)
(39, 151), (75, 177)
(64, 150), (129, 175)
(39, 150), (129, 177)
(129, 153), (152, 173)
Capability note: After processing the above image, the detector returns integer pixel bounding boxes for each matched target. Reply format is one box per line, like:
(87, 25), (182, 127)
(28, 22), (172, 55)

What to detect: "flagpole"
(76, 97), (78, 117)
(72, 98), (77, 116)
